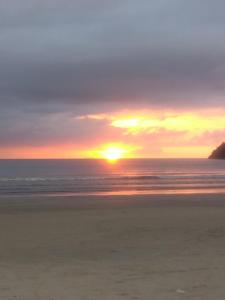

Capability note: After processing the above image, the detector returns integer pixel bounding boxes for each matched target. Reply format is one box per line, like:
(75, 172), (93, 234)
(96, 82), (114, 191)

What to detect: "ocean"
(0, 159), (225, 196)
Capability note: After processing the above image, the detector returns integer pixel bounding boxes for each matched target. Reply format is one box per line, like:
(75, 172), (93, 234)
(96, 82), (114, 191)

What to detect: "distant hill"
(209, 143), (225, 159)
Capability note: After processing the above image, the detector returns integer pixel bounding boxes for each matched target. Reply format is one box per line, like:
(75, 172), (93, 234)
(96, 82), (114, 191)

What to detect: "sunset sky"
(1, 0), (225, 158)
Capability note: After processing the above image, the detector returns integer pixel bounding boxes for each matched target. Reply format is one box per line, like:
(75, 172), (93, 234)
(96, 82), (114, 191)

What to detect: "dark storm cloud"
(1, 0), (225, 145)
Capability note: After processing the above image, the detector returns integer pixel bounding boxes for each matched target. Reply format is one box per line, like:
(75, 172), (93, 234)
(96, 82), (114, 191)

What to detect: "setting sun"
(101, 146), (126, 162)
(83, 143), (137, 161)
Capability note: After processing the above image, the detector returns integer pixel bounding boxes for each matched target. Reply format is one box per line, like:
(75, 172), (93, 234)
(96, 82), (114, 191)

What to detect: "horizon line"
(0, 157), (209, 160)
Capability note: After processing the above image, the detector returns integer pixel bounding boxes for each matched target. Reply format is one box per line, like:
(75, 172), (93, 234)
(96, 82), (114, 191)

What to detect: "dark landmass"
(209, 142), (225, 159)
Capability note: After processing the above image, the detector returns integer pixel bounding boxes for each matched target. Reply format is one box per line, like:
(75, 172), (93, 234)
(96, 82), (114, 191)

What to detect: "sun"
(83, 142), (137, 162)
(102, 146), (125, 162)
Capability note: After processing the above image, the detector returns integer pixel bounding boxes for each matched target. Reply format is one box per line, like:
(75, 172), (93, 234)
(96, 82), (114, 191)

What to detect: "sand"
(0, 193), (225, 299)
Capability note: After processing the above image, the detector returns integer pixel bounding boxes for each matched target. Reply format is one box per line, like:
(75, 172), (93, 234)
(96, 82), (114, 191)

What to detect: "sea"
(0, 159), (225, 197)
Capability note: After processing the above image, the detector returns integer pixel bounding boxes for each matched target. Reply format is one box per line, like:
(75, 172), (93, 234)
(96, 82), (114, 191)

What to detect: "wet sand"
(0, 193), (225, 299)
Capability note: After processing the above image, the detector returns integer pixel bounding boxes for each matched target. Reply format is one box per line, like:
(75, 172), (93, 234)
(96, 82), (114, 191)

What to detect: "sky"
(1, 0), (225, 158)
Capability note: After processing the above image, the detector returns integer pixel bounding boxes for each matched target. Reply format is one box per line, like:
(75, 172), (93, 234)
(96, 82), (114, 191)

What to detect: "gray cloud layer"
(1, 0), (225, 146)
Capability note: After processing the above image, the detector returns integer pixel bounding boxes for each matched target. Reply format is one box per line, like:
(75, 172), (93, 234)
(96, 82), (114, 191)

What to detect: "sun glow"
(101, 146), (126, 162)
(83, 143), (137, 162)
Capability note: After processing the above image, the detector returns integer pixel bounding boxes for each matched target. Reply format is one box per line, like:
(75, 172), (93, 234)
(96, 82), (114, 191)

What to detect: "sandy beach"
(1, 193), (225, 299)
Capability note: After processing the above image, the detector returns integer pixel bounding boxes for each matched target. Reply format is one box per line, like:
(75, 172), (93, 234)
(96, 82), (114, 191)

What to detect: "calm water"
(0, 159), (225, 196)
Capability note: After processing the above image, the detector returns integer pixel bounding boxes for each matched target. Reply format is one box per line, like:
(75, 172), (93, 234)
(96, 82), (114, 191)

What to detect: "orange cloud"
(77, 108), (225, 138)
(110, 110), (225, 138)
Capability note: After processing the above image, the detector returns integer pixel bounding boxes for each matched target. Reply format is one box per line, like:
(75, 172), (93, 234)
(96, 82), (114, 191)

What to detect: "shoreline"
(1, 185), (225, 198)
(1, 192), (225, 213)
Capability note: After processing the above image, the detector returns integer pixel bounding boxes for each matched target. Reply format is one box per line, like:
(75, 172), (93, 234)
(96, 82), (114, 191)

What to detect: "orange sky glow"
(1, 108), (224, 159)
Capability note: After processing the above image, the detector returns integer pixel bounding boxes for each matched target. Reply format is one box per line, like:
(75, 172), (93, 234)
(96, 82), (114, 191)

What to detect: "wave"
(0, 175), (161, 181)
(1, 173), (225, 182)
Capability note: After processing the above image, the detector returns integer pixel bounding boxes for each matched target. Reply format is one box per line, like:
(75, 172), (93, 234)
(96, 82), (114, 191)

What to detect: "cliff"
(209, 143), (225, 159)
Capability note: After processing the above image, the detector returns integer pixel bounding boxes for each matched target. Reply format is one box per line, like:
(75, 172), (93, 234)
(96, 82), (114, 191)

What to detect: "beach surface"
(0, 193), (225, 299)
